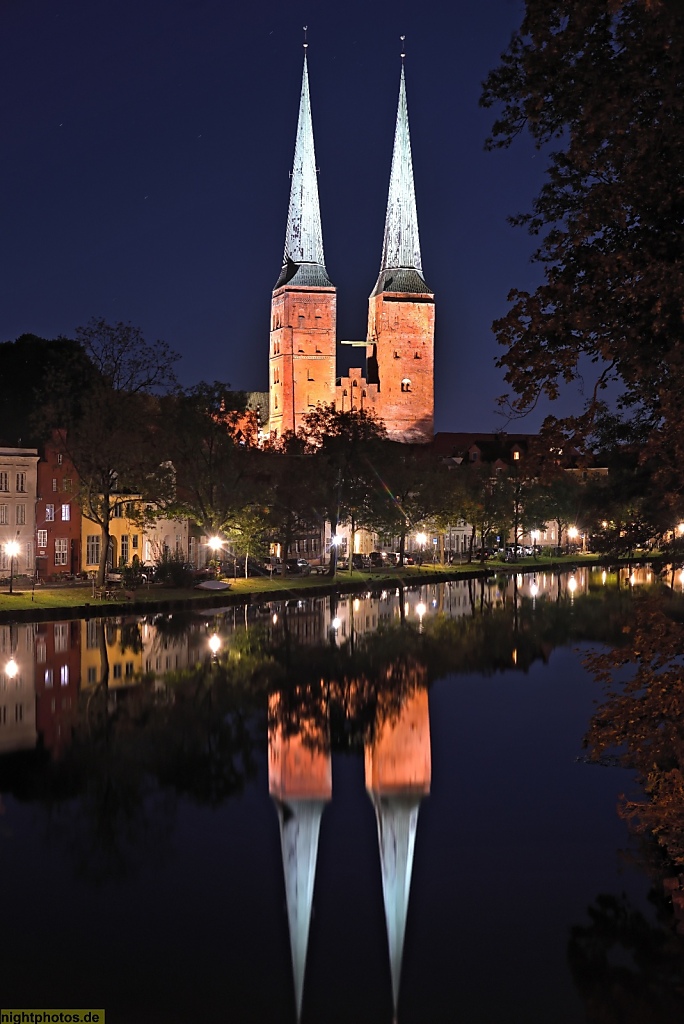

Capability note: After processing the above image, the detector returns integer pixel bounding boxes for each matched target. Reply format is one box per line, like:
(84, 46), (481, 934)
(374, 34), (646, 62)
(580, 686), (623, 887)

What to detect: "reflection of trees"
(568, 892), (684, 1023)
(584, 591), (684, 870)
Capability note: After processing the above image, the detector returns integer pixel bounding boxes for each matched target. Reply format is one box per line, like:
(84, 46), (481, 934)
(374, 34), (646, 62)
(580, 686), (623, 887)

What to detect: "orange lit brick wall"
(269, 285), (337, 436)
(268, 693), (332, 801)
(367, 290), (435, 442)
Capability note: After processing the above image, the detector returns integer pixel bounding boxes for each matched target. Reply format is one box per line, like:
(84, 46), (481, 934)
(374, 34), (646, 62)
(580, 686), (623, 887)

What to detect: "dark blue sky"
(0, 0), (582, 432)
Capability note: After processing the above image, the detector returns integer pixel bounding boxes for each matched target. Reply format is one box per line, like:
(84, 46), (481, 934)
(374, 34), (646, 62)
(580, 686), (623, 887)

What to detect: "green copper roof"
(371, 64), (430, 297)
(276, 53), (332, 291)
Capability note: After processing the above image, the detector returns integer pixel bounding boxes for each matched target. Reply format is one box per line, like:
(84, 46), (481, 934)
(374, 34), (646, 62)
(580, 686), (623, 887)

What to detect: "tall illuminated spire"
(372, 57), (428, 296)
(275, 40), (332, 289)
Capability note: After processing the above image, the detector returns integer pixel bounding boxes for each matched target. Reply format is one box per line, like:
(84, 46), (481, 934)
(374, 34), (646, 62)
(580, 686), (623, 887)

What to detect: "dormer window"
(513, 450), (520, 461)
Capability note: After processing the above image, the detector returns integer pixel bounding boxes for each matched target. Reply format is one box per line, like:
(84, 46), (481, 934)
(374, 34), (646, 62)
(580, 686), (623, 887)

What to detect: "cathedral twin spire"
(278, 47), (426, 294)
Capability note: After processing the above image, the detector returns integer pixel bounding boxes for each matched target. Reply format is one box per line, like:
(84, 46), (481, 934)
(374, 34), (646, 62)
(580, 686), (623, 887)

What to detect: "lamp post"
(416, 532), (427, 565)
(208, 535), (223, 576)
(5, 540), (20, 595)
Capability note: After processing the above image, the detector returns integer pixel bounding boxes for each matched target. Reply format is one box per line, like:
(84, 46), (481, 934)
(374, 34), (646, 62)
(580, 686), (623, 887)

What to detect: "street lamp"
(5, 540), (20, 594)
(416, 532), (427, 564)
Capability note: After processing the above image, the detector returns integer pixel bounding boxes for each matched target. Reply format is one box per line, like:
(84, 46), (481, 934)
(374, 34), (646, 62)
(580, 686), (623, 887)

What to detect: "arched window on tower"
(401, 378), (412, 392)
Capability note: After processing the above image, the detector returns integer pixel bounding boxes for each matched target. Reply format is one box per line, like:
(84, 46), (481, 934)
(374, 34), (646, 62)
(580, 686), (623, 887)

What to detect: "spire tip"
(303, 25), (308, 49)
(400, 34), (406, 61)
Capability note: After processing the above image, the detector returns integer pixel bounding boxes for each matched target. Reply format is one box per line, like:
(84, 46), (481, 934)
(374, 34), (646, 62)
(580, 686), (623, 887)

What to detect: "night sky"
(0, 0), (581, 432)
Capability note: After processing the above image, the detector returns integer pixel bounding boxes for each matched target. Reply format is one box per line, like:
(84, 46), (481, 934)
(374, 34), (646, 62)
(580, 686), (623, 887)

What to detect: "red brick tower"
(269, 46), (336, 438)
(366, 60), (434, 442)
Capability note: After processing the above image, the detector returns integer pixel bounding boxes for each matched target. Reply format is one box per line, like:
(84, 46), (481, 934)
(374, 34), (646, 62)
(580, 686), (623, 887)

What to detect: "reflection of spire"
(269, 694), (332, 1022)
(365, 682), (431, 1016)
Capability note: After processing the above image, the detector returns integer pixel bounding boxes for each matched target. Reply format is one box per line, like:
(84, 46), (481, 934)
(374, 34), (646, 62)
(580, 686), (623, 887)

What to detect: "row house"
(36, 433), (81, 578)
(0, 446), (39, 582)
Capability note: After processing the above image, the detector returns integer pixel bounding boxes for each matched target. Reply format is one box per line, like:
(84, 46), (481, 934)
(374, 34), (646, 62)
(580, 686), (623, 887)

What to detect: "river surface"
(1, 565), (683, 1023)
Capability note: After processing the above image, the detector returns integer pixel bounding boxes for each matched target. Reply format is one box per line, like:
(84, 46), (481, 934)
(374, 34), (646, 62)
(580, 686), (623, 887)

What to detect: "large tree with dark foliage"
(481, 0), (684, 497)
(44, 318), (180, 585)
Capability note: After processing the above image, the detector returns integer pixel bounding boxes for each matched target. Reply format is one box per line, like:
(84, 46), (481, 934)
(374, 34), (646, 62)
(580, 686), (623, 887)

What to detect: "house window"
(60, 665), (69, 686)
(87, 666), (97, 684)
(44, 668), (53, 687)
(86, 535), (100, 566)
(132, 534), (138, 549)
(63, 478), (72, 492)
(125, 502), (135, 517)
(125, 661), (134, 677)
(0, 472), (8, 491)
(52, 478), (58, 492)
(112, 504), (123, 518)
(36, 640), (46, 663)
(16, 473), (26, 493)
(16, 504), (26, 525)
(61, 503), (70, 521)
(57, 453), (63, 465)
(45, 504), (55, 522)
(0, 551), (7, 571)
(121, 535), (129, 564)
(37, 530), (47, 548)
(54, 538), (68, 566)
(513, 451), (520, 461)
(113, 664), (122, 680)
(0, 505), (7, 526)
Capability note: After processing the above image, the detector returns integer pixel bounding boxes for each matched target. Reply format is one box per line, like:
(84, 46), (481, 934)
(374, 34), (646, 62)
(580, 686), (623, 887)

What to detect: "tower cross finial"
(400, 34), (405, 62)
(303, 25), (308, 49)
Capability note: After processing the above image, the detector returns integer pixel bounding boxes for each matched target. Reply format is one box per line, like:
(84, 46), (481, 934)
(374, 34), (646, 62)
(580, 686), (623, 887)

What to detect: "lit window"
(45, 504), (55, 522)
(60, 665), (69, 686)
(513, 451), (520, 461)
(37, 530), (47, 548)
(44, 668), (53, 687)
(61, 504), (70, 521)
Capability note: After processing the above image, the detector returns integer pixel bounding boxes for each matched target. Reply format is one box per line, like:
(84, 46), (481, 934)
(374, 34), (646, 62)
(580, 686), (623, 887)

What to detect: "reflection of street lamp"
(5, 657), (18, 679)
(208, 633), (221, 656)
(416, 601), (426, 631)
(530, 530), (539, 558)
(5, 540), (20, 594)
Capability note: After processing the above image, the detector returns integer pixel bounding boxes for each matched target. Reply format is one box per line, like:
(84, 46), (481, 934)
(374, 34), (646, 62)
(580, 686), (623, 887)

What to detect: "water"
(1, 567), (682, 1022)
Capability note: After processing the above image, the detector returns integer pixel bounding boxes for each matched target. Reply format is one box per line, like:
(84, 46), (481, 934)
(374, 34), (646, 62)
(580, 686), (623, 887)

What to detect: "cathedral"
(267, 47), (435, 443)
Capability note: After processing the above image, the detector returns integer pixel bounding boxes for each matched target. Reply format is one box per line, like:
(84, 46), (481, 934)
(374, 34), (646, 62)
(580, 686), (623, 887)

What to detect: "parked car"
(369, 551), (385, 568)
(264, 557), (284, 574)
(352, 553), (370, 570)
(285, 558), (311, 575)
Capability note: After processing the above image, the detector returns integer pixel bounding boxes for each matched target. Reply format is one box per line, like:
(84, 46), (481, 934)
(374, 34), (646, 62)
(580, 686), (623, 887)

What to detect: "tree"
(369, 442), (436, 565)
(42, 319), (180, 586)
(481, 0), (684, 493)
(301, 405), (387, 575)
(161, 382), (261, 545)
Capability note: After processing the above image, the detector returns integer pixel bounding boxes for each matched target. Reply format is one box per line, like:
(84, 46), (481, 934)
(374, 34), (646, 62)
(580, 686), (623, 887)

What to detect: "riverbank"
(0, 552), (634, 623)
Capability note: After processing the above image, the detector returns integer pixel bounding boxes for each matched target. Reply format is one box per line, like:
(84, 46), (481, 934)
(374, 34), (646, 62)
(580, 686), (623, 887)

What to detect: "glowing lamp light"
(208, 633), (221, 655)
(678, 523), (684, 535)
(331, 535), (341, 547)
(568, 527), (579, 540)
(5, 658), (18, 679)
(353, 598), (360, 612)
(602, 570), (607, 585)
(416, 532), (427, 547)
(208, 536), (223, 553)
(4, 540), (20, 595)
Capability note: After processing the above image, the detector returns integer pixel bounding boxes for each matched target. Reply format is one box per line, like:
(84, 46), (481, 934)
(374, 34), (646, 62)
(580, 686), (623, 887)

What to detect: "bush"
(153, 550), (195, 588)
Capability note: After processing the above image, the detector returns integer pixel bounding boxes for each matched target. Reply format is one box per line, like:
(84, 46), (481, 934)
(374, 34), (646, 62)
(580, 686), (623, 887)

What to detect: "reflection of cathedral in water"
(268, 672), (431, 1021)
